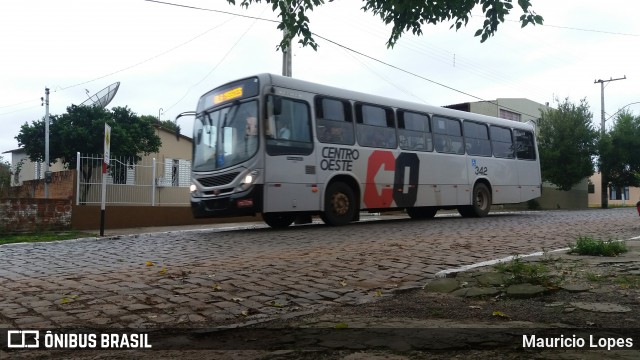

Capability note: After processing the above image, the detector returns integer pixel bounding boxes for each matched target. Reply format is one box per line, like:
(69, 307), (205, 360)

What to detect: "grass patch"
(584, 272), (604, 282)
(494, 256), (560, 287)
(0, 231), (96, 245)
(569, 236), (628, 256)
(613, 275), (640, 289)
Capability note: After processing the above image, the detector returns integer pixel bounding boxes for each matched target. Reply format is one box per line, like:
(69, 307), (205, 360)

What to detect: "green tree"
(16, 105), (161, 169)
(599, 111), (640, 189)
(537, 98), (599, 191)
(16, 105), (162, 201)
(142, 115), (181, 136)
(227, 0), (543, 50)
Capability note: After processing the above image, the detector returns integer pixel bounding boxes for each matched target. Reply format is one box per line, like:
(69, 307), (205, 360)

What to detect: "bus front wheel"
(262, 212), (296, 228)
(322, 182), (356, 226)
(459, 183), (491, 217)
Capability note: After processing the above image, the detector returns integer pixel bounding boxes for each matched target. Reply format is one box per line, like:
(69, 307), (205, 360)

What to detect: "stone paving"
(1, 209), (639, 331)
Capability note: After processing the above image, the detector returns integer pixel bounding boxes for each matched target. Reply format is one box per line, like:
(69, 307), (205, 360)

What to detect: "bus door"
(514, 129), (542, 201)
(262, 94), (319, 213)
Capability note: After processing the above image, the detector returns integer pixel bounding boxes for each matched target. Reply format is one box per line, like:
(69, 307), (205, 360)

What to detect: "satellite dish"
(81, 82), (120, 108)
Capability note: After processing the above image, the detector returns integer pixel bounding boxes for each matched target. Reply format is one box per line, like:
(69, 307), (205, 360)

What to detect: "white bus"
(179, 73), (541, 228)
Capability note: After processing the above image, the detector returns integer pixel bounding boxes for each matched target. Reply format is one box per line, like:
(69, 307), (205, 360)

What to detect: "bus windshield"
(192, 100), (258, 171)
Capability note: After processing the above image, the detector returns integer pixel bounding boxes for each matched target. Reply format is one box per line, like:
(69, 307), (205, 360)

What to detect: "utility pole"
(43, 87), (50, 199)
(594, 75), (626, 209)
(282, 29), (292, 77)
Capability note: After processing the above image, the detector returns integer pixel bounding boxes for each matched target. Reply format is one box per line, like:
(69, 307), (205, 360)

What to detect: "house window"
(163, 158), (191, 187)
(609, 186), (629, 200)
(499, 109), (521, 122)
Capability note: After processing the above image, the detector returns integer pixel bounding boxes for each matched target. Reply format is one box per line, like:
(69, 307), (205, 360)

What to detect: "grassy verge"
(494, 255), (561, 287)
(569, 236), (628, 256)
(0, 231), (96, 246)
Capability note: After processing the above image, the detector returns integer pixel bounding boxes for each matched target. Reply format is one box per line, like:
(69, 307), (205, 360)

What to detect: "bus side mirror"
(272, 96), (282, 116)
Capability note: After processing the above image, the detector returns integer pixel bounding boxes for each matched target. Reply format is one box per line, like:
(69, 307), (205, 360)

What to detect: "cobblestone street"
(1, 209), (639, 330)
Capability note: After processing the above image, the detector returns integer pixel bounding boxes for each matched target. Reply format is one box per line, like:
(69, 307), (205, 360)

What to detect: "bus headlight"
(239, 169), (259, 190)
(190, 184), (198, 193)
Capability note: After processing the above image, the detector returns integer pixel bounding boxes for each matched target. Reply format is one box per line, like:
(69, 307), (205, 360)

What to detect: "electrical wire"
(3, 1), (634, 119)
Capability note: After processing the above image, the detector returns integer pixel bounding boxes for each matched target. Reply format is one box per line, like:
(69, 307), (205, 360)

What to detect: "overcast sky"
(2, 0), (639, 162)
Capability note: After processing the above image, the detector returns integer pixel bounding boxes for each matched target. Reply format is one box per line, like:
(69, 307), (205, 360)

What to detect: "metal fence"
(76, 153), (191, 206)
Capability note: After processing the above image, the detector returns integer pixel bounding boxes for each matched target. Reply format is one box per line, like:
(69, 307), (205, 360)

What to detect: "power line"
(161, 4), (266, 113)
(8, 1), (610, 119)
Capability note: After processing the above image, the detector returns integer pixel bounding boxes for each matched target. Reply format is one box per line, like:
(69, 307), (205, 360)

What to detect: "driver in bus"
(277, 117), (291, 139)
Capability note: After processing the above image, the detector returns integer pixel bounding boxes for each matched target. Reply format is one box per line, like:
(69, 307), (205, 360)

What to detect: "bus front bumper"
(191, 185), (263, 218)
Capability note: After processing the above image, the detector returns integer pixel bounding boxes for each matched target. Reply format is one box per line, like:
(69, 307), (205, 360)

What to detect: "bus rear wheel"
(407, 207), (438, 219)
(262, 212), (296, 228)
(322, 182), (356, 226)
(459, 183), (491, 217)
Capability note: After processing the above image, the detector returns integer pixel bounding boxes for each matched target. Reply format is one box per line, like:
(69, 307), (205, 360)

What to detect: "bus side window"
(266, 95), (313, 156)
(355, 103), (396, 149)
(432, 116), (463, 154)
(490, 125), (514, 158)
(398, 110), (431, 152)
(463, 121), (491, 157)
(315, 96), (354, 145)
(514, 129), (536, 160)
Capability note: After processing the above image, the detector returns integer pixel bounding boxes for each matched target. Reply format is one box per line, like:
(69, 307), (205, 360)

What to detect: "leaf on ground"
(335, 323), (349, 329)
(60, 298), (71, 305)
(232, 297), (244, 302)
(241, 310), (249, 316)
(269, 301), (284, 308)
(159, 267), (167, 275)
(212, 284), (222, 291)
(492, 311), (510, 318)
(339, 280), (347, 287)
(145, 261), (154, 267)
(374, 289), (382, 297)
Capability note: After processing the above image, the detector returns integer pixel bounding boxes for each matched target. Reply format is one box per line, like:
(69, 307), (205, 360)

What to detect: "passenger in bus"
(371, 129), (390, 147)
(321, 126), (344, 143)
(243, 111), (258, 154)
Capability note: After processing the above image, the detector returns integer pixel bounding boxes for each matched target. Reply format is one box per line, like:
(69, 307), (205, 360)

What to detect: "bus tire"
(407, 207), (438, 219)
(469, 183), (491, 217)
(322, 182), (356, 226)
(262, 212), (296, 228)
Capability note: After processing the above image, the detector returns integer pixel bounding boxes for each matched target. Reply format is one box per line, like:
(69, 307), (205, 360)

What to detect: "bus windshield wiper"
(222, 102), (240, 128)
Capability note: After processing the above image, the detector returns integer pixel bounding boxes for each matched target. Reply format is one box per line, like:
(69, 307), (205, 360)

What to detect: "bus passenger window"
(463, 121), (491, 157)
(432, 116), (462, 154)
(355, 103), (396, 149)
(398, 110), (431, 152)
(514, 129), (536, 160)
(490, 126), (514, 158)
(315, 97), (354, 145)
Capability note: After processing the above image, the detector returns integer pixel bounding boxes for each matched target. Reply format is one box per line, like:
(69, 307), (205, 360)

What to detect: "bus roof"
(236, 73), (536, 131)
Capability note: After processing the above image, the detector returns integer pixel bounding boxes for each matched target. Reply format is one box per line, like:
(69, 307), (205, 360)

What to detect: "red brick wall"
(0, 198), (73, 233)
(14, 170), (75, 199)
